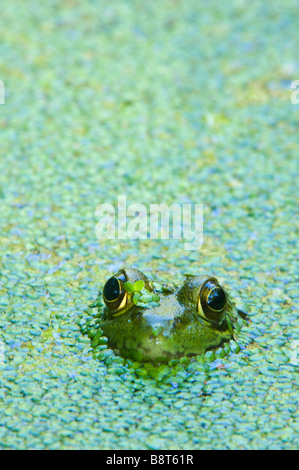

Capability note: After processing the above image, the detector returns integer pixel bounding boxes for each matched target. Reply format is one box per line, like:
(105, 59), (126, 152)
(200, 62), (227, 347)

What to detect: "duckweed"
(124, 279), (161, 308)
(0, 0), (298, 450)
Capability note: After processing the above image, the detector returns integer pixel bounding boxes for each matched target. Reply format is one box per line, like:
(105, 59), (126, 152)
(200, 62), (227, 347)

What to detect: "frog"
(98, 268), (248, 362)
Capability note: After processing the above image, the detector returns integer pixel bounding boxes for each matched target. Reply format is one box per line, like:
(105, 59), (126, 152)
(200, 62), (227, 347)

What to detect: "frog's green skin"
(99, 268), (247, 362)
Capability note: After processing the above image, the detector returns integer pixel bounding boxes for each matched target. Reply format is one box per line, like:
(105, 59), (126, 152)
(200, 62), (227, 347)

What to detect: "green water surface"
(0, 0), (298, 450)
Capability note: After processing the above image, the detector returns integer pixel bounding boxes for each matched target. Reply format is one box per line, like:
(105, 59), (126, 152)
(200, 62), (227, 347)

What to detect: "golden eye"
(198, 279), (227, 322)
(103, 274), (129, 314)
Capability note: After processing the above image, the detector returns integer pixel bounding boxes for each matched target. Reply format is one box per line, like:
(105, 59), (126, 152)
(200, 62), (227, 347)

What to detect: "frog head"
(99, 268), (247, 362)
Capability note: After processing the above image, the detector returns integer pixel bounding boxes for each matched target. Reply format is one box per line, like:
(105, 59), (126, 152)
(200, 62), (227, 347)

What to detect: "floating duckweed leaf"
(152, 293), (161, 302)
(133, 280), (145, 292)
(123, 281), (135, 293)
(204, 350), (216, 362)
(130, 286), (161, 309)
(89, 299), (103, 308)
(139, 293), (153, 303)
(149, 301), (160, 308)
(132, 292), (141, 305)
(229, 340), (241, 354)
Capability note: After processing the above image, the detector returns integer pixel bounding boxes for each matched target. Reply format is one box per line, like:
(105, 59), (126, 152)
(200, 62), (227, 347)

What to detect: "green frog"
(99, 268), (248, 362)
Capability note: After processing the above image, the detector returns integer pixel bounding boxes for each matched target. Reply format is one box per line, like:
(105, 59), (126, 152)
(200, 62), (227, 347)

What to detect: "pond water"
(0, 0), (298, 449)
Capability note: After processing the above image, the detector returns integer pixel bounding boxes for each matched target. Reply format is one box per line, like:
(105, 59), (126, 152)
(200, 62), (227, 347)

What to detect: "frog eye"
(103, 273), (128, 314)
(198, 279), (227, 322)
